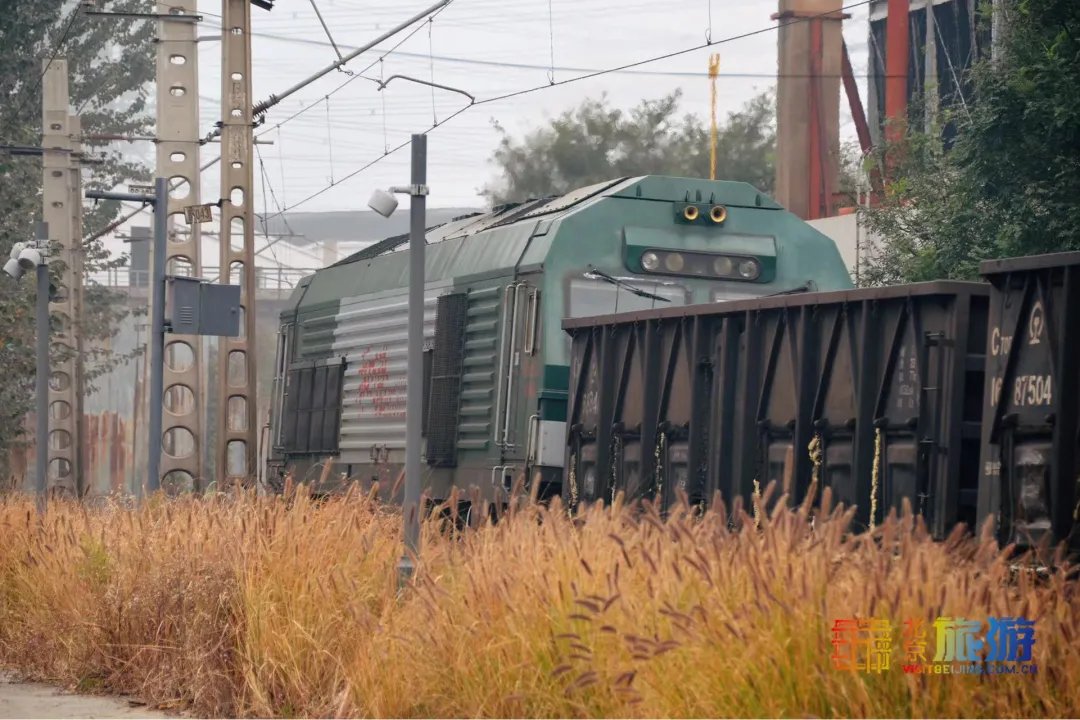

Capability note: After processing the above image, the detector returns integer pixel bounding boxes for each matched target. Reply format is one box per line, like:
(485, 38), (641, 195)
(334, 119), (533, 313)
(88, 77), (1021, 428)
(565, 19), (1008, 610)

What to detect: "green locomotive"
(265, 175), (853, 505)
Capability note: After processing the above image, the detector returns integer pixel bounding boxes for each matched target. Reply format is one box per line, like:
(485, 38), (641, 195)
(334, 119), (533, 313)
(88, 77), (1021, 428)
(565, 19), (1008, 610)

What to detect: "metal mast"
(41, 58), (82, 497)
(156, 0), (205, 491)
(68, 113), (87, 497)
(216, 0), (259, 488)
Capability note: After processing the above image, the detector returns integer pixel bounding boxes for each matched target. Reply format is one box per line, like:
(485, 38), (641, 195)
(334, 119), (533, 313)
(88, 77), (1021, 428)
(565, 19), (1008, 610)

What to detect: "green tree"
(1, 1), (153, 486)
(859, 0), (1080, 285)
(482, 88), (776, 205)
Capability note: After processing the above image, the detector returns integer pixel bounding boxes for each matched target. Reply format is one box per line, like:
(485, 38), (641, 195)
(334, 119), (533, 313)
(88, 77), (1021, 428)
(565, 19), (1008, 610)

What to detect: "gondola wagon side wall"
(978, 252), (1080, 555)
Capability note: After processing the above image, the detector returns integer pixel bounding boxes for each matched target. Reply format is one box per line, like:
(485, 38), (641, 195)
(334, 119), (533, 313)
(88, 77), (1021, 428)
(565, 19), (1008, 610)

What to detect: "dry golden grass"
(0, 485), (1077, 718)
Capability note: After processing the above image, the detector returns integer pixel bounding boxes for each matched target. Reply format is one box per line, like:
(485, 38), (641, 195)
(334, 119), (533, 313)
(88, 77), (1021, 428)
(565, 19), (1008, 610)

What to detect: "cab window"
(567, 276), (687, 319)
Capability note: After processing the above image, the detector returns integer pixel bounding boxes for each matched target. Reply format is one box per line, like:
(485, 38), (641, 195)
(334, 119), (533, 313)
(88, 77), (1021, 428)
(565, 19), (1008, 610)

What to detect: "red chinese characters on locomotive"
(356, 345), (406, 418)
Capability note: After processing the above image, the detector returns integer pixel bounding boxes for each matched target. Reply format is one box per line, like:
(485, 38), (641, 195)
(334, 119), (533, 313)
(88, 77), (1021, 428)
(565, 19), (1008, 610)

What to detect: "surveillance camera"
(367, 188), (399, 218)
(17, 247), (43, 270)
(3, 257), (24, 281)
(8, 242), (25, 261)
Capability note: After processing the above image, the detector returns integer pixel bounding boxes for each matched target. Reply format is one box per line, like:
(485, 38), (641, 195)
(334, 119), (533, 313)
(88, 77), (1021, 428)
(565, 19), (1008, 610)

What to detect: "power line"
(225, 25), (880, 80)
(469, 0), (874, 106)
(255, 143), (288, 270)
(253, 142), (330, 268)
(253, 0), (874, 243)
(200, 3), (456, 139)
(219, 142), (353, 273)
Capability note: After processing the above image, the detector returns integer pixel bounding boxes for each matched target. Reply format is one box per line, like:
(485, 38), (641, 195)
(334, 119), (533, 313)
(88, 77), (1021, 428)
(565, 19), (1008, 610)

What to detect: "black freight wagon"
(564, 282), (989, 538)
(978, 252), (1080, 556)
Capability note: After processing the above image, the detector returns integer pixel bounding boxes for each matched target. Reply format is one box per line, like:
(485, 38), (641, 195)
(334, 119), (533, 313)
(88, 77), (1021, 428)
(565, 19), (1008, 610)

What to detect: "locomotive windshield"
(567, 275), (687, 319)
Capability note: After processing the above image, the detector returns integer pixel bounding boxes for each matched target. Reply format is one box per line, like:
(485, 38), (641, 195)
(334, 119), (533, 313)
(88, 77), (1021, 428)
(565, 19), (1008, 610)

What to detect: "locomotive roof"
(328, 175), (784, 268)
(329, 177), (629, 268)
(288, 175), (786, 312)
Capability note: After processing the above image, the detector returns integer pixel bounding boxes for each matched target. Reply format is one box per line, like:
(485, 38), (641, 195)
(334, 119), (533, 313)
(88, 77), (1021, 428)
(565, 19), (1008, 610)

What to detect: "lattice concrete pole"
(156, 1), (205, 491)
(41, 59), (80, 496)
(217, 0), (259, 488)
(68, 114), (87, 497)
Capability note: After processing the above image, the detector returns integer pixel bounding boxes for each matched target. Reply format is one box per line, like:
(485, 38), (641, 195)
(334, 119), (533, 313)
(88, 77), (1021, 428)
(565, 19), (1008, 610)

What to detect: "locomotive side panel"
(268, 175), (858, 506)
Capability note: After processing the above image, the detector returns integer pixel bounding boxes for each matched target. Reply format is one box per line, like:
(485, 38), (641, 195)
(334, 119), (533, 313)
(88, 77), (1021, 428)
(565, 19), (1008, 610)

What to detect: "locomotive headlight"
(712, 256), (734, 276)
(737, 259), (760, 279)
(664, 252), (685, 272)
(635, 248), (765, 282)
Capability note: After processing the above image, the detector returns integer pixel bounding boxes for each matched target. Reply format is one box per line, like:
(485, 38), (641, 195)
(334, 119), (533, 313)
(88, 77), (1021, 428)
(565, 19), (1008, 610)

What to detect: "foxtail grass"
(0, 484), (1076, 717)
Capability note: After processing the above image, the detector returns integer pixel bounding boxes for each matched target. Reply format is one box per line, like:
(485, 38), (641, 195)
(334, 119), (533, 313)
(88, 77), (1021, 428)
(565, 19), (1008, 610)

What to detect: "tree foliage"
(859, 0), (1080, 285)
(482, 88), (775, 205)
(0, 1), (154, 483)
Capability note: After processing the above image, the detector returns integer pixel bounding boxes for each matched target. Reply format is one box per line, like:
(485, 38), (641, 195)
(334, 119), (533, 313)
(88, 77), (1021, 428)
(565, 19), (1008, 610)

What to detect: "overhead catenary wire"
(428, 18), (437, 125)
(252, 0), (874, 245)
(254, 0), (454, 123)
(256, 142), (350, 269)
(246, 2), (455, 140)
(196, 1), (455, 146)
(307, 0), (347, 63)
(547, 0), (556, 84)
(464, 0), (873, 106)
(234, 26), (880, 81)
(276, 125), (288, 209)
(380, 60), (389, 152)
(253, 143), (289, 270)
(325, 95), (335, 184)
(171, 143), (331, 283)
(95, 0), (876, 264)
(258, 0), (692, 34)
(82, 155), (224, 247)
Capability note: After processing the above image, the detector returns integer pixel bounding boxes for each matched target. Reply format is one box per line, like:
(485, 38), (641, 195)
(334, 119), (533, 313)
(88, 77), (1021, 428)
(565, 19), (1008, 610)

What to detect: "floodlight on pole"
(17, 247), (44, 270)
(4, 242), (28, 280)
(366, 188), (399, 218)
(3, 258), (21, 280)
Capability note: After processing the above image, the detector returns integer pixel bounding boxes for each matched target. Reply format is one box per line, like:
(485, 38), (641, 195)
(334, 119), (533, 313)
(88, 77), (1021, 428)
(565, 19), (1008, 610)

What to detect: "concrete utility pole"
(216, 0), (259, 488)
(41, 58), (82, 496)
(156, 0), (205, 491)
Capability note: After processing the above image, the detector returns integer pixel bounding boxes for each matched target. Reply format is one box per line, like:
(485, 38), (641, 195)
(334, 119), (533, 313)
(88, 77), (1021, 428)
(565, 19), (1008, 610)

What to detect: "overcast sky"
(187, 0), (873, 213)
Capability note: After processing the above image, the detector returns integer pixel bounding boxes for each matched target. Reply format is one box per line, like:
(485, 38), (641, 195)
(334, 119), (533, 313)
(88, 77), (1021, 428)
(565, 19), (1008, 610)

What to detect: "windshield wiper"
(763, 281), (816, 297)
(585, 266), (671, 303)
